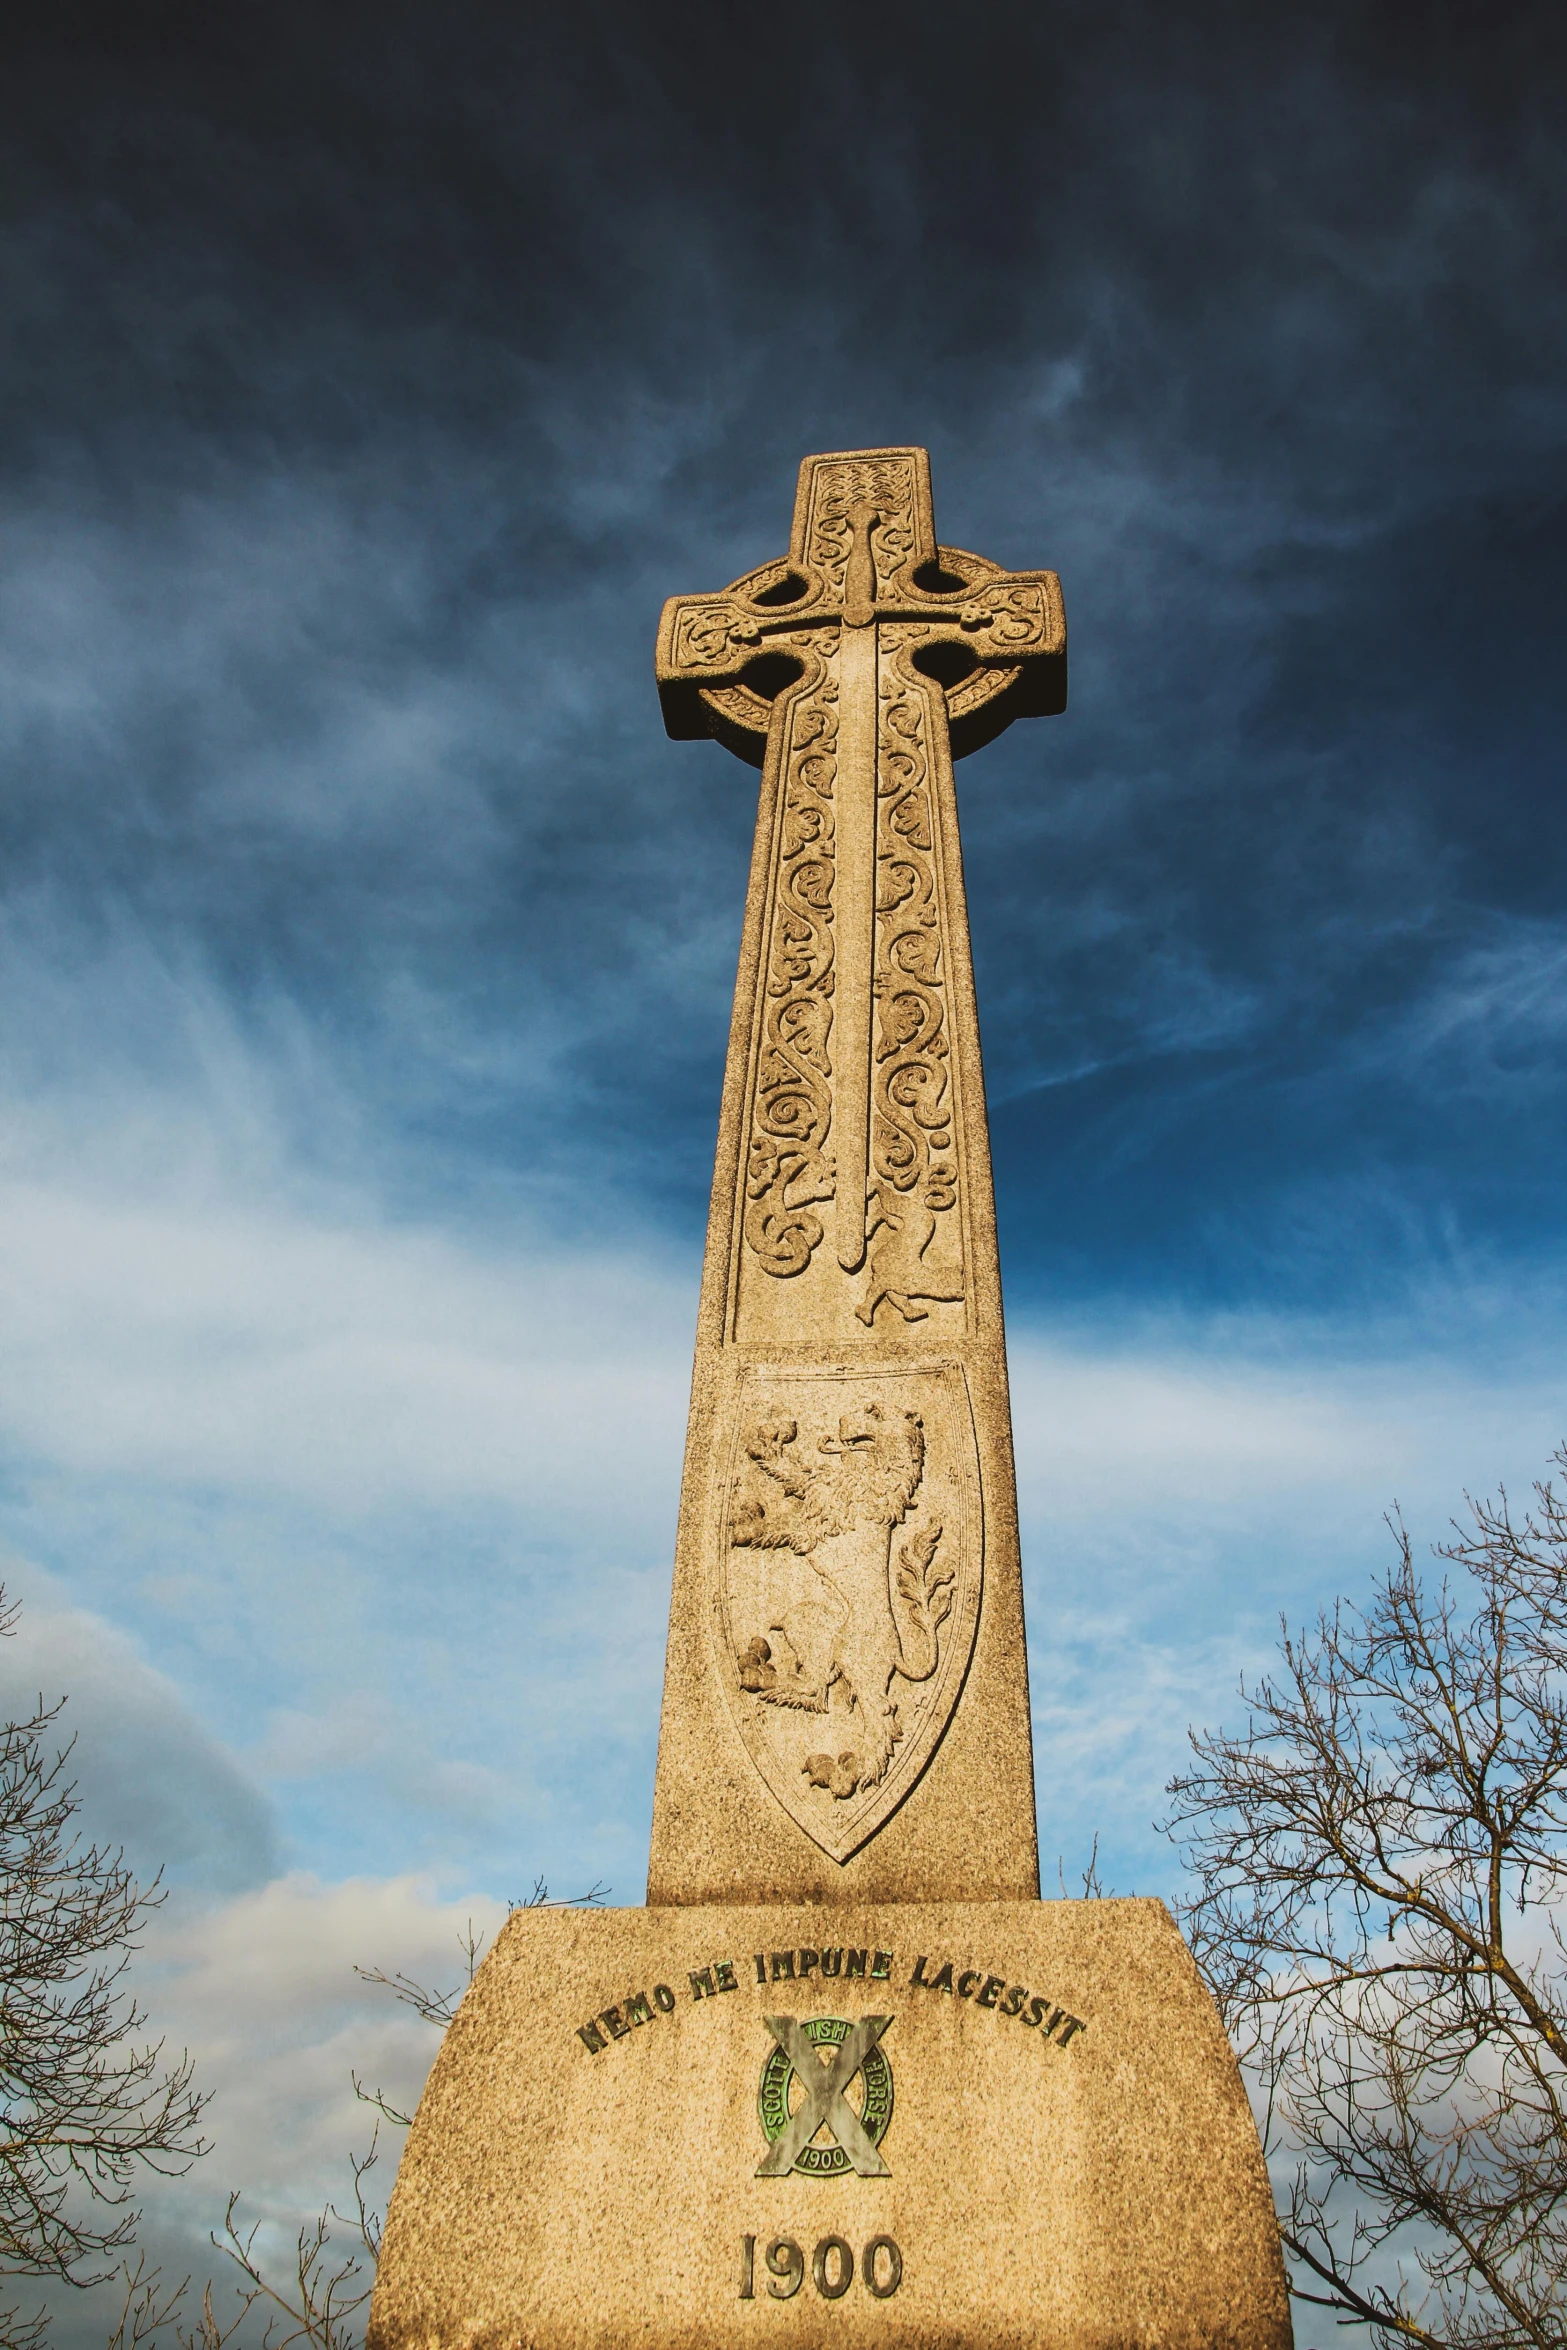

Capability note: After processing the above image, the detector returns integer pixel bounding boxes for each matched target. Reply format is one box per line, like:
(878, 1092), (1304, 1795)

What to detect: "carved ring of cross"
(655, 446), (1064, 767)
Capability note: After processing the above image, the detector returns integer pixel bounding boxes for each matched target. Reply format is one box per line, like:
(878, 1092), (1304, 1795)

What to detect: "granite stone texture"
(648, 448), (1061, 1907)
(368, 451), (1293, 2350)
(370, 1901), (1292, 2350)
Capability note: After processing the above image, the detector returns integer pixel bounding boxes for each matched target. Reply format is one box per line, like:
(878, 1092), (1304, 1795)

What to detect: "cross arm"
(920, 559), (1066, 756)
(654, 537), (833, 767)
(654, 584), (800, 768)
(655, 538), (1066, 768)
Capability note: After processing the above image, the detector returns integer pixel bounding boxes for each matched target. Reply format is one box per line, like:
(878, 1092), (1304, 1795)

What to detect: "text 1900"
(739, 2235), (902, 2301)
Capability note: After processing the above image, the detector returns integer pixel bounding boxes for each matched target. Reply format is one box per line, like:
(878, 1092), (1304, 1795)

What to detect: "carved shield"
(711, 1359), (983, 1862)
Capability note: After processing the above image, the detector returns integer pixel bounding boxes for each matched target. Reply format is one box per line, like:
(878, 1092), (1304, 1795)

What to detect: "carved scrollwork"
(743, 665), (839, 1278)
(672, 599), (762, 670)
(859, 646), (964, 1328)
(955, 580), (1050, 648)
(806, 458), (919, 604)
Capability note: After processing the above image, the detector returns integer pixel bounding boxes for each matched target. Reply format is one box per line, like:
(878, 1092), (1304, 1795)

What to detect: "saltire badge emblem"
(756, 2014), (894, 2178)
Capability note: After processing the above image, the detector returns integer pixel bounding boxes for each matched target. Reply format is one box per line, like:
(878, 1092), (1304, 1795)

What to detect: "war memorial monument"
(369, 450), (1291, 2350)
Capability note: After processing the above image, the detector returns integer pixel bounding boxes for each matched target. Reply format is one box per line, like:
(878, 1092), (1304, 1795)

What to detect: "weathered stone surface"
(368, 451), (1292, 2350)
(648, 448), (1062, 1905)
(370, 1900), (1291, 2350)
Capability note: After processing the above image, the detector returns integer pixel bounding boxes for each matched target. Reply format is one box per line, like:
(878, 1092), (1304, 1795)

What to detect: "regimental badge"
(756, 2014), (895, 2178)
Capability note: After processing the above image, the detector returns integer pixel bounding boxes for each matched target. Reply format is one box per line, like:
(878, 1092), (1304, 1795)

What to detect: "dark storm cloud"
(1, 0), (1564, 1299)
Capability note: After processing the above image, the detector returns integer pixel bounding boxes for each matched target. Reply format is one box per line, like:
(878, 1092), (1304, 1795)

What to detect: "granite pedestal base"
(370, 1897), (1289, 2350)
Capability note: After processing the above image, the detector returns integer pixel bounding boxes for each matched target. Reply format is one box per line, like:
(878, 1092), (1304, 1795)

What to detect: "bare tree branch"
(351, 1880), (609, 2030)
(1167, 1446), (1567, 2350)
(0, 1591), (208, 2346)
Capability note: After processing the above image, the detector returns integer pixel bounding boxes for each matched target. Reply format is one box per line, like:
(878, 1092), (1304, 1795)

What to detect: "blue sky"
(1, 1), (1565, 2331)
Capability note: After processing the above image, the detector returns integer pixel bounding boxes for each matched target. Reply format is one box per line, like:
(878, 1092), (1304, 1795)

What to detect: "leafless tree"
(349, 1875), (609, 2126)
(1167, 1448), (1567, 2350)
(102, 2139), (384, 2350)
(0, 1590), (209, 2349)
(109, 1876), (609, 2350)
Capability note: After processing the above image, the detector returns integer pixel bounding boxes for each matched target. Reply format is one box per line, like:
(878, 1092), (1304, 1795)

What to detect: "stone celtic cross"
(650, 449), (1066, 1898)
(371, 453), (1293, 2350)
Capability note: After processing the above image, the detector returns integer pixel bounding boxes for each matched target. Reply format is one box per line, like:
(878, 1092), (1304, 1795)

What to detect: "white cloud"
(1010, 1315), (1567, 1892)
(1387, 918), (1567, 1088)
(43, 1872), (509, 2350)
(0, 918), (691, 1526)
(0, 1168), (687, 1514)
(145, 1872), (506, 2190)
(1011, 1319), (1567, 1525)
(0, 1573), (276, 1892)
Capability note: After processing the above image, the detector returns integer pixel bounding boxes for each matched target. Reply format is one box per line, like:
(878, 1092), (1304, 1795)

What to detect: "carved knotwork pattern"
(743, 661), (839, 1277)
(956, 580), (1049, 647)
(859, 645), (964, 1327)
(807, 459), (918, 602)
(673, 599), (762, 670)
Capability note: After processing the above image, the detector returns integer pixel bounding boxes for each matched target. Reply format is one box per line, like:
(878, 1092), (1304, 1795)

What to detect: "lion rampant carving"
(728, 1401), (956, 1798)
